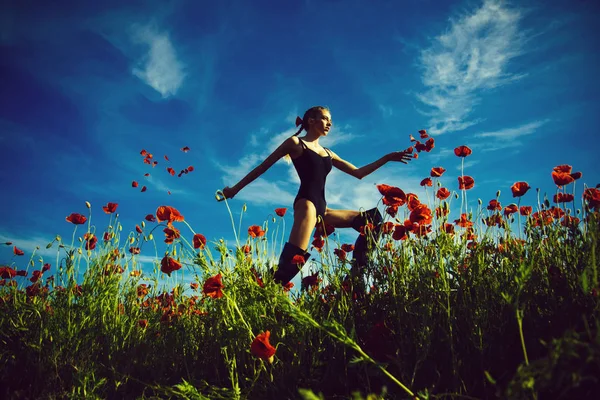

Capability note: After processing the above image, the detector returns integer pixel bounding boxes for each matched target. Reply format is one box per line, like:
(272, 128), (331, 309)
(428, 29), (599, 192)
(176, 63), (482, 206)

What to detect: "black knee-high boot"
(351, 208), (383, 275)
(273, 242), (311, 286)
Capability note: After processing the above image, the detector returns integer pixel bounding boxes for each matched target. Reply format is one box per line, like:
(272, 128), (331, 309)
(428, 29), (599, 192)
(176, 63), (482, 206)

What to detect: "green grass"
(1, 186), (599, 399)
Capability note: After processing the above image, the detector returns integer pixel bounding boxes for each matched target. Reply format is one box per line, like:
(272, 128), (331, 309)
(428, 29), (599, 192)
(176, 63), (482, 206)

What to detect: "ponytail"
(294, 116), (303, 136)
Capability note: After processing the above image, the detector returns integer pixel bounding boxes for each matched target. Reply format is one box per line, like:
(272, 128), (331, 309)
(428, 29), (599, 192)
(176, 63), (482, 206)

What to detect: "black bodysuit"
(292, 138), (333, 219)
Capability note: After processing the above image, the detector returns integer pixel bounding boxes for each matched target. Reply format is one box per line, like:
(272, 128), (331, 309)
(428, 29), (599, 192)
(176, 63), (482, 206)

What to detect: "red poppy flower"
(163, 226), (181, 244)
(181, 146), (190, 152)
(132, 181), (139, 188)
(312, 236), (325, 252)
(135, 225), (143, 234)
(377, 184), (406, 206)
(156, 206), (185, 224)
(160, 255), (182, 276)
(413, 153), (419, 159)
(13, 246), (24, 256)
(141, 186), (147, 192)
(138, 319), (148, 329)
(420, 178), (433, 187)
(66, 213), (87, 225)
(275, 208), (287, 217)
(454, 145), (472, 157)
(0, 266), (17, 279)
(409, 204), (433, 225)
(504, 204), (518, 216)
(552, 171), (574, 187)
(385, 205), (398, 217)
(84, 233), (97, 250)
(486, 199), (501, 211)
(424, 137), (435, 152)
(570, 171), (582, 180)
(167, 167), (175, 176)
(193, 233), (207, 250)
(380, 221), (395, 235)
(29, 270), (42, 283)
(333, 248), (347, 261)
(443, 223), (455, 235)
(419, 129), (428, 138)
(248, 225), (265, 238)
(430, 167), (446, 177)
(553, 165), (572, 174)
(242, 244), (251, 254)
(102, 202), (118, 214)
(291, 255), (306, 265)
(203, 273), (224, 299)
(187, 166), (194, 172)
(145, 214), (156, 222)
(553, 193), (574, 203)
(520, 206), (533, 216)
(251, 331), (276, 363)
(392, 225), (407, 241)
(583, 188), (600, 210)
(435, 206), (449, 218)
(140, 149), (148, 156)
(511, 182), (530, 197)
(454, 213), (473, 228)
(458, 176), (475, 190)
(436, 188), (450, 200)
(42, 263), (51, 272)
(152, 161), (158, 167)
(129, 247), (140, 254)
(341, 244), (355, 252)
(302, 272), (322, 291)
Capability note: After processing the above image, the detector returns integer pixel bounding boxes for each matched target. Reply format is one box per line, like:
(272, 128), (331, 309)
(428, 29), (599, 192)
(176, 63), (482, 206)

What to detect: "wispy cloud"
(474, 119), (550, 140)
(417, 0), (526, 135)
(131, 26), (185, 98)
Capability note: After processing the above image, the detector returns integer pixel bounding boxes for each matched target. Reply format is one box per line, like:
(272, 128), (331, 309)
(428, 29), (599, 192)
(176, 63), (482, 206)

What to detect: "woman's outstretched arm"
(221, 137), (297, 199)
(330, 149), (412, 180)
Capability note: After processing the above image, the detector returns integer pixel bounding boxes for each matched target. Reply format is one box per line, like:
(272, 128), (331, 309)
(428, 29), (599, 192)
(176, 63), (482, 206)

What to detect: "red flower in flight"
(160, 255), (182, 276)
(251, 331), (276, 363)
(13, 246), (24, 256)
(193, 233), (207, 250)
(203, 273), (224, 299)
(66, 213), (87, 225)
(419, 129), (428, 138)
(454, 145), (472, 157)
(132, 181), (139, 188)
(102, 202), (118, 214)
(181, 146), (190, 153)
(141, 186), (147, 192)
(167, 167), (175, 176)
(275, 208), (287, 217)
(458, 176), (475, 190)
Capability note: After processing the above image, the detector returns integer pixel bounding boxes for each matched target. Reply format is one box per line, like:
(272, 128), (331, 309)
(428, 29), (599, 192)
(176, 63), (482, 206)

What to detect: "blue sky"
(1, 0), (599, 282)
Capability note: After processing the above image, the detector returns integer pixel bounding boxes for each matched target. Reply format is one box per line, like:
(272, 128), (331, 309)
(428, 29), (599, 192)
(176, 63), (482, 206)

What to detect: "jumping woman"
(220, 106), (412, 286)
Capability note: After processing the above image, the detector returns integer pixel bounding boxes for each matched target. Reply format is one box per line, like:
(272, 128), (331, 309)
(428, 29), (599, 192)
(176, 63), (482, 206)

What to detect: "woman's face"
(309, 110), (332, 136)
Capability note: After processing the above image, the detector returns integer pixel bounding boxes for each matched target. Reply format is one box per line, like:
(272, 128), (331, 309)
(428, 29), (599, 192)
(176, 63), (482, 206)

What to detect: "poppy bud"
(576, 209), (581, 215)
(141, 221), (145, 229)
(36, 246), (40, 250)
(56, 235), (62, 241)
(30, 260), (34, 266)
(148, 234), (154, 240)
(544, 199), (550, 208)
(243, 204), (247, 212)
(478, 198), (482, 205)
(129, 237), (135, 244)
(272, 218), (276, 223)
(46, 242), (53, 249)
(78, 237), (83, 243)
(437, 181), (441, 187)
(496, 190), (501, 198)
(454, 193), (459, 199)
(87, 251), (91, 257)
(77, 249), (82, 255)
(85, 201), (91, 209)
(119, 225), (123, 231)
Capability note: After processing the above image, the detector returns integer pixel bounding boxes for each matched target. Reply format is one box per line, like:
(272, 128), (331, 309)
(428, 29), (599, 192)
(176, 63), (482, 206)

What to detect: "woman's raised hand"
(388, 150), (413, 164)
(217, 186), (238, 202)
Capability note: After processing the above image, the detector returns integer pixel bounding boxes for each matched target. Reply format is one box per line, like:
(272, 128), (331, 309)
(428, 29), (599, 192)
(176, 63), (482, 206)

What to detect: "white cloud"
(417, 0), (526, 135)
(131, 26), (185, 98)
(474, 119), (550, 140)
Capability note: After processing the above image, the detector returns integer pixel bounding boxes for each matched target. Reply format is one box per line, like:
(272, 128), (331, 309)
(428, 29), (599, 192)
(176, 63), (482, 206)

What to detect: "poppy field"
(1, 135), (600, 399)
